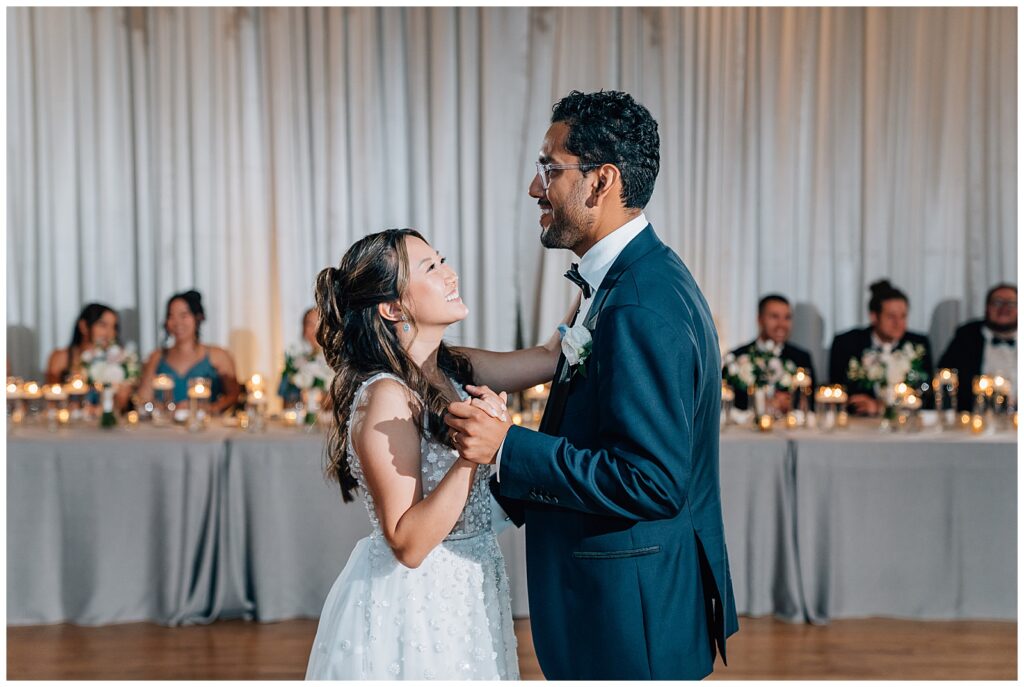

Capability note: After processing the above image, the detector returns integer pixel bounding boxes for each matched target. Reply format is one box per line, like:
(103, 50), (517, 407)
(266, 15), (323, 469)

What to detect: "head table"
(7, 417), (1016, 626)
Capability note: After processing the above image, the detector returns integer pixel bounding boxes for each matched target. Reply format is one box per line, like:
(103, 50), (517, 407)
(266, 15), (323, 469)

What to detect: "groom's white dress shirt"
(495, 213), (648, 481)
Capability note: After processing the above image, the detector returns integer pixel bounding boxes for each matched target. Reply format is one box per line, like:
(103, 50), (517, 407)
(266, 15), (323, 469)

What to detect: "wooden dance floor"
(7, 617), (1016, 680)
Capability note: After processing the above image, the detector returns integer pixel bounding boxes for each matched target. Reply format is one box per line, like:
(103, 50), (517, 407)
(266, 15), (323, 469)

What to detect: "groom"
(446, 90), (738, 679)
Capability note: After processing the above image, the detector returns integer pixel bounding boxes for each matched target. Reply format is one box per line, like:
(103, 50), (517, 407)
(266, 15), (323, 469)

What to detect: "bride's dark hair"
(315, 229), (474, 502)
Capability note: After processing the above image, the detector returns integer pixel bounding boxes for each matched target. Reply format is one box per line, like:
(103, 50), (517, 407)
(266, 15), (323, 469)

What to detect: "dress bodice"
(346, 372), (493, 541)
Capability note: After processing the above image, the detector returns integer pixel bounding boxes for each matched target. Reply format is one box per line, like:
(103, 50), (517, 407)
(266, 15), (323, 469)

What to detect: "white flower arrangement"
(558, 322), (593, 378)
(846, 342), (927, 390)
(290, 351), (334, 391)
(723, 349), (797, 391)
(81, 343), (140, 386)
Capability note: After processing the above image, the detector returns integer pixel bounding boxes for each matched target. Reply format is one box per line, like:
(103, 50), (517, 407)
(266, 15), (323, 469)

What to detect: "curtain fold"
(7, 7), (1016, 387)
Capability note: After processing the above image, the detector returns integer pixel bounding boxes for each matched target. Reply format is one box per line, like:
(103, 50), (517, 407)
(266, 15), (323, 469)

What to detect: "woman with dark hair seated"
(45, 303), (134, 410)
(136, 290), (241, 415)
(45, 303), (119, 383)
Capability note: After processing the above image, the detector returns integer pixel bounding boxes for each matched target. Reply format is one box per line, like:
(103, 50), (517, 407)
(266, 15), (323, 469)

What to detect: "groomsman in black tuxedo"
(938, 283), (1017, 411)
(725, 294), (815, 412)
(829, 280), (935, 414)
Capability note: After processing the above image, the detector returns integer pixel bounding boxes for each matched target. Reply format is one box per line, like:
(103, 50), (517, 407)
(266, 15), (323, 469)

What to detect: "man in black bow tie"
(939, 283), (1017, 411)
(725, 294), (815, 412)
(445, 89), (737, 680)
(828, 280), (935, 415)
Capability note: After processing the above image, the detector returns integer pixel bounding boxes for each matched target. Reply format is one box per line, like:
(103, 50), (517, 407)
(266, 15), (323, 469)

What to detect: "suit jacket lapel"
(582, 224), (659, 332)
(538, 225), (661, 435)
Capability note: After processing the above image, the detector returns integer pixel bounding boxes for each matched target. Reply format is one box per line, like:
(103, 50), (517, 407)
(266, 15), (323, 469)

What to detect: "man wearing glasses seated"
(939, 283), (1018, 411)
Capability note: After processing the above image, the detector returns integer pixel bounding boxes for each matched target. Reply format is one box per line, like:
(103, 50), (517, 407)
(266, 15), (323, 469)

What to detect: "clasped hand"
(445, 385), (512, 465)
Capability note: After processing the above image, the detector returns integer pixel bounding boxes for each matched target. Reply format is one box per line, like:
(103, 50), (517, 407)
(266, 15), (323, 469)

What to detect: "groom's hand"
(445, 388), (512, 465)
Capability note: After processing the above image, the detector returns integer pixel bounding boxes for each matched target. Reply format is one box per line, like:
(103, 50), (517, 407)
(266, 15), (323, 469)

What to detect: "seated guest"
(45, 303), (119, 383)
(938, 283), (1017, 411)
(137, 290), (240, 414)
(45, 303), (134, 410)
(724, 294), (815, 412)
(829, 280), (935, 415)
(278, 307), (322, 405)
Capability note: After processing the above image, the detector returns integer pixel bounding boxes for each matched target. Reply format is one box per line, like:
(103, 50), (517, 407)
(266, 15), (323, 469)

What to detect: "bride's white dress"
(305, 373), (519, 680)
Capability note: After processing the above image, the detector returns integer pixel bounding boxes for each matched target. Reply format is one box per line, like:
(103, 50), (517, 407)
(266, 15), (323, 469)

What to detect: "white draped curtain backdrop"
(7, 7), (1016, 387)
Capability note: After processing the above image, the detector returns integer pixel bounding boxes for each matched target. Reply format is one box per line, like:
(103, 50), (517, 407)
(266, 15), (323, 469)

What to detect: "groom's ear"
(591, 163), (622, 207)
(378, 301), (403, 323)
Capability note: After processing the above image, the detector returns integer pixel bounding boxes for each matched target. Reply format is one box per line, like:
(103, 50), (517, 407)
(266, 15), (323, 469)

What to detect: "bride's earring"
(401, 314), (410, 333)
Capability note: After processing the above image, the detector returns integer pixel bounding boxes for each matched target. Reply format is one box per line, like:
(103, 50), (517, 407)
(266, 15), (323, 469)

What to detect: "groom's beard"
(540, 187), (593, 251)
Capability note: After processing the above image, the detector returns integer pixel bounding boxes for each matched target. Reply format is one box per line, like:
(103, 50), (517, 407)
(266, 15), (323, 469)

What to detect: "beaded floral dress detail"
(305, 373), (519, 680)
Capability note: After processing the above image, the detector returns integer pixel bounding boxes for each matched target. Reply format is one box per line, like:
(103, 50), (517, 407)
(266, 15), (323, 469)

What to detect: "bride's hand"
(465, 384), (508, 422)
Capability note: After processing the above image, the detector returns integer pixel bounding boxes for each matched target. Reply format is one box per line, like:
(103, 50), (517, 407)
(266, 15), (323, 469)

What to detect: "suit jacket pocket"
(572, 545), (662, 560)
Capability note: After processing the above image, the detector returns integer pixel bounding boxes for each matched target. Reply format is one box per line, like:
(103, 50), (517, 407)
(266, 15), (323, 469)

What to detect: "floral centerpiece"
(846, 343), (928, 391)
(722, 349), (798, 392)
(846, 342), (928, 423)
(288, 348), (334, 426)
(81, 343), (141, 427)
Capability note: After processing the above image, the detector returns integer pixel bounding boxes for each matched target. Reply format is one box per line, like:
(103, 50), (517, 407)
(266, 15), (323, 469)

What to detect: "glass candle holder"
(833, 386), (849, 428)
(44, 383), (68, 432)
(992, 375), (1013, 419)
(933, 368), (959, 429)
(7, 377), (25, 429)
(187, 377), (212, 432)
(815, 386), (836, 432)
(970, 413), (986, 434)
(972, 375), (994, 416)
(793, 367), (812, 425)
(720, 382), (734, 431)
(67, 374), (89, 424)
(245, 388), (267, 433)
(900, 392), (922, 433)
(23, 381), (43, 424)
(152, 374), (175, 426)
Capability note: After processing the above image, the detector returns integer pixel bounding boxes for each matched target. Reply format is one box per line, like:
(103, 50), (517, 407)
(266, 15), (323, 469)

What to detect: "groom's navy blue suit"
(492, 225), (738, 679)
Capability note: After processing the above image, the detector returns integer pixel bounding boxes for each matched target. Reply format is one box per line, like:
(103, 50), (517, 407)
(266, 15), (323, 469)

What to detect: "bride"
(305, 229), (576, 680)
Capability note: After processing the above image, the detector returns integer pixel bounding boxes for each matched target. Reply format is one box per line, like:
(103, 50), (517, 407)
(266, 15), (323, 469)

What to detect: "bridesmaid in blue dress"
(136, 290), (241, 415)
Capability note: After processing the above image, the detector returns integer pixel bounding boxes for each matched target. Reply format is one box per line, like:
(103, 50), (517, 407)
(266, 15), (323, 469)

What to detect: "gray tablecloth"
(792, 429), (1017, 622)
(8, 426), (235, 626)
(718, 432), (803, 621)
(7, 422), (1016, 626)
(222, 428), (369, 622)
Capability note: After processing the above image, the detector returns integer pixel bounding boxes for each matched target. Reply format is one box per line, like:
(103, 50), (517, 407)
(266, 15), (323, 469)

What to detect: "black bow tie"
(564, 263), (593, 299)
(991, 337), (1016, 348)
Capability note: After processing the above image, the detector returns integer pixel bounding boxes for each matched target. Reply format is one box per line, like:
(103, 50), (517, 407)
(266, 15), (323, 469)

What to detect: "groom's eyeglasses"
(535, 161), (600, 190)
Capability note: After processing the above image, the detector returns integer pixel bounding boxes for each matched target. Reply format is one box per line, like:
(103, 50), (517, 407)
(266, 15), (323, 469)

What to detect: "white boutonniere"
(558, 322), (593, 378)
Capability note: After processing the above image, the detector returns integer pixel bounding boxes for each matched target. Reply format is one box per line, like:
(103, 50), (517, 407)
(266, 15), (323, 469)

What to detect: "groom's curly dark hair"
(551, 90), (660, 210)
